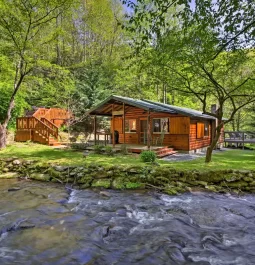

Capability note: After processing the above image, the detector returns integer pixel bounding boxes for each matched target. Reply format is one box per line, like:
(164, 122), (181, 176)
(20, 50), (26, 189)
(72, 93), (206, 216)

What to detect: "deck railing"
(16, 117), (58, 143)
(224, 131), (255, 148)
(41, 118), (58, 138)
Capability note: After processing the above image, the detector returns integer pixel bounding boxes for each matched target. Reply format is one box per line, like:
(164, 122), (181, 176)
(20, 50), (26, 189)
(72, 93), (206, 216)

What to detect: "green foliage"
(120, 144), (129, 155)
(140, 151), (156, 163)
(125, 182), (143, 189)
(93, 145), (104, 154)
(105, 146), (114, 156)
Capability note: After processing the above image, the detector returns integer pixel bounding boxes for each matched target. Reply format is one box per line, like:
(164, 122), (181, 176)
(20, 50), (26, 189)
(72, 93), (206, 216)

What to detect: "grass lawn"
(0, 143), (254, 171)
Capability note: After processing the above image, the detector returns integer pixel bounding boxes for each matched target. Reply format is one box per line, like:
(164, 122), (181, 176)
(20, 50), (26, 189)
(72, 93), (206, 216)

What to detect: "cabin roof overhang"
(86, 95), (176, 116)
(86, 95), (217, 120)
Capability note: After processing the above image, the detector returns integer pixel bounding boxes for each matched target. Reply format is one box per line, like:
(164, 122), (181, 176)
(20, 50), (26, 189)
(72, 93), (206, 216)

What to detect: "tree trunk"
(0, 96), (16, 149)
(0, 124), (7, 149)
(205, 123), (223, 163)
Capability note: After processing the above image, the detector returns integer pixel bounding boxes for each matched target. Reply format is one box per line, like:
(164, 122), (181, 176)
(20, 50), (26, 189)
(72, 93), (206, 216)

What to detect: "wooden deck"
(224, 131), (255, 148)
(15, 107), (71, 146)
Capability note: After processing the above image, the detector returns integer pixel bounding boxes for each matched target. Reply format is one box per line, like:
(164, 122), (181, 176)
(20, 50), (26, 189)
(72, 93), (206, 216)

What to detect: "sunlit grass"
(0, 143), (254, 171)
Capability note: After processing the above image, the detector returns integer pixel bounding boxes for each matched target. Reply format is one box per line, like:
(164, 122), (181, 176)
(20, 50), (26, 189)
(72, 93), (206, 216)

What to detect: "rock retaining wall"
(1, 158), (255, 195)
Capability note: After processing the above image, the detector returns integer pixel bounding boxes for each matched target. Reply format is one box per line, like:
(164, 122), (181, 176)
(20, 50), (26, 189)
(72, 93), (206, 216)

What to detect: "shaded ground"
(162, 149), (223, 162)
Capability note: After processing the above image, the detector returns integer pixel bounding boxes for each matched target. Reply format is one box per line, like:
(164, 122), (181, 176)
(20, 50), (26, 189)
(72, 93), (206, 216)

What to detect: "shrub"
(140, 151), (156, 163)
(120, 144), (129, 155)
(70, 143), (88, 150)
(93, 145), (104, 154)
(105, 146), (114, 156)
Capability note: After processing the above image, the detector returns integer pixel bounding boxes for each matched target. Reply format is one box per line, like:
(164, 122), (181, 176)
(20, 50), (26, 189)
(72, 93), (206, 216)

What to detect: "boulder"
(91, 179), (111, 188)
(30, 173), (51, 182)
(54, 166), (68, 172)
(100, 191), (111, 197)
(0, 172), (19, 179)
(12, 160), (21, 165)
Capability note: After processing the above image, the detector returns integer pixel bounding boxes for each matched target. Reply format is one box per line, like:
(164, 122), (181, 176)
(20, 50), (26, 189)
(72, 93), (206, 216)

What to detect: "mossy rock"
(250, 181), (255, 187)
(0, 172), (19, 179)
(30, 173), (51, 182)
(90, 171), (109, 179)
(165, 187), (178, 195)
(91, 179), (111, 188)
(126, 166), (143, 174)
(224, 173), (242, 182)
(243, 176), (254, 182)
(46, 168), (62, 178)
(150, 167), (172, 178)
(221, 180), (248, 188)
(154, 176), (171, 185)
(205, 185), (217, 192)
(125, 182), (144, 189)
(196, 171), (224, 183)
(77, 176), (93, 185)
(112, 177), (126, 189)
(80, 183), (91, 189)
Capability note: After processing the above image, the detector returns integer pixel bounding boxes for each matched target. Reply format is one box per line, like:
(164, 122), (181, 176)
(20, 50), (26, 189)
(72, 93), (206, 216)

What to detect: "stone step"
(157, 151), (177, 158)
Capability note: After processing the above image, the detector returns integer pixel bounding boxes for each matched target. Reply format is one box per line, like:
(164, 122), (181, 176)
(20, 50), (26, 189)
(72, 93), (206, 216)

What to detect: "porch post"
(123, 103), (126, 144)
(147, 110), (151, 149)
(112, 104), (115, 147)
(94, 115), (97, 146)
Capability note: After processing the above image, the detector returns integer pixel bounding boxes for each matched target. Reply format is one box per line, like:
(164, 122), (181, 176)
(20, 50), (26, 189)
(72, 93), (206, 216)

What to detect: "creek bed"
(1, 179), (255, 265)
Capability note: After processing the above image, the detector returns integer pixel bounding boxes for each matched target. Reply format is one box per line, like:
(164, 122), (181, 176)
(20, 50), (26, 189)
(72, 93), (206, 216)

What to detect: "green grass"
(0, 143), (255, 171)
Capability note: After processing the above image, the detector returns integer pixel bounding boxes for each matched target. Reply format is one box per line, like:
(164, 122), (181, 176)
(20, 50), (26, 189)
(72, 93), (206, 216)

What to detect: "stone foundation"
(1, 157), (255, 195)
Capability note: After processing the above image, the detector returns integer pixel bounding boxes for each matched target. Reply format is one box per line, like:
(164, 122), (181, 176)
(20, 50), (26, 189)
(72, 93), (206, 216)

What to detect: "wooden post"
(112, 104), (115, 147)
(147, 110), (151, 149)
(123, 103), (126, 144)
(94, 115), (97, 146)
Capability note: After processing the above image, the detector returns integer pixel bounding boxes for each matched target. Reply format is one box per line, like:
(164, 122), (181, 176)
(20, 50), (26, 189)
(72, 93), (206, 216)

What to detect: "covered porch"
(88, 96), (170, 149)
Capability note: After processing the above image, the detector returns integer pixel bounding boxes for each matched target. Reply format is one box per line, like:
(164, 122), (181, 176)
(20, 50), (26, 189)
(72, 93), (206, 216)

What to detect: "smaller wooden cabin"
(87, 95), (222, 153)
(15, 107), (71, 146)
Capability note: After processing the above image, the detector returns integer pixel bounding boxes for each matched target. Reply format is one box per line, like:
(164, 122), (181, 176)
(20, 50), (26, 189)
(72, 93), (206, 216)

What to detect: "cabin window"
(125, 119), (137, 132)
(153, 118), (169, 133)
(197, 122), (209, 138)
(204, 122), (209, 137)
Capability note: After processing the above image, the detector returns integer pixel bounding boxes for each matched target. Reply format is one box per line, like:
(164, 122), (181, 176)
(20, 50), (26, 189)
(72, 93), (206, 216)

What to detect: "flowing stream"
(1, 179), (255, 265)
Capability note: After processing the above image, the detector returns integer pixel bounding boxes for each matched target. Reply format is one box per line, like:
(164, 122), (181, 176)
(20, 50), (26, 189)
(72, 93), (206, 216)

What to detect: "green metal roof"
(86, 95), (216, 120)
(143, 99), (216, 120)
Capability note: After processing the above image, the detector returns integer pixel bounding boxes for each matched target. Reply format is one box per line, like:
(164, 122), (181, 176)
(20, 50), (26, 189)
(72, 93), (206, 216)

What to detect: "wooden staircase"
(153, 146), (177, 158)
(15, 108), (71, 146)
(128, 146), (177, 158)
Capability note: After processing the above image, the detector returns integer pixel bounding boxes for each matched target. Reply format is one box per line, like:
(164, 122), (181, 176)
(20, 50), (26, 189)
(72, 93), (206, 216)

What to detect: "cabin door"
(140, 119), (147, 144)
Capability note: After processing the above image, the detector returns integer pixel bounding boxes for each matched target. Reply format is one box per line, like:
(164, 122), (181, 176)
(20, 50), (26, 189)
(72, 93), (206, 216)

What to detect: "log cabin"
(87, 95), (224, 155)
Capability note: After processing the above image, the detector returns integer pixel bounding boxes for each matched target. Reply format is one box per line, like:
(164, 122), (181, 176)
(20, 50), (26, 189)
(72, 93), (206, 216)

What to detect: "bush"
(140, 151), (156, 163)
(105, 146), (114, 156)
(120, 144), (129, 155)
(70, 143), (88, 150)
(93, 145), (104, 154)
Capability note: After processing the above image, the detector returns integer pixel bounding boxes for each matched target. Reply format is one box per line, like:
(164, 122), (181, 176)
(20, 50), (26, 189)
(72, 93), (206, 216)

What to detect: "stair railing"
(16, 117), (58, 142)
(41, 118), (58, 139)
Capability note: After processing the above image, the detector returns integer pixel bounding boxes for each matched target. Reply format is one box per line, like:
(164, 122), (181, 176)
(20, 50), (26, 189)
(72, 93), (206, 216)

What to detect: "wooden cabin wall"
(111, 106), (190, 150)
(189, 118), (212, 150)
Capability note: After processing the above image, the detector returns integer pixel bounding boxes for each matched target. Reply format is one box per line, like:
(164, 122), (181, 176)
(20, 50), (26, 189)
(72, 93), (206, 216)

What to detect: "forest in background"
(0, 0), (255, 137)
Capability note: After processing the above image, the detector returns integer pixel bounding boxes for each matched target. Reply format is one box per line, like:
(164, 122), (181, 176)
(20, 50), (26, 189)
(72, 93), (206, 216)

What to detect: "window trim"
(125, 119), (137, 133)
(152, 117), (170, 133)
(197, 121), (210, 139)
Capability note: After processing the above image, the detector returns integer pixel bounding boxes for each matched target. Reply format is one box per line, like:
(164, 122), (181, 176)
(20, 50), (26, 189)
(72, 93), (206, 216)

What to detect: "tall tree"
(123, 0), (255, 162)
(0, 0), (74, 148)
